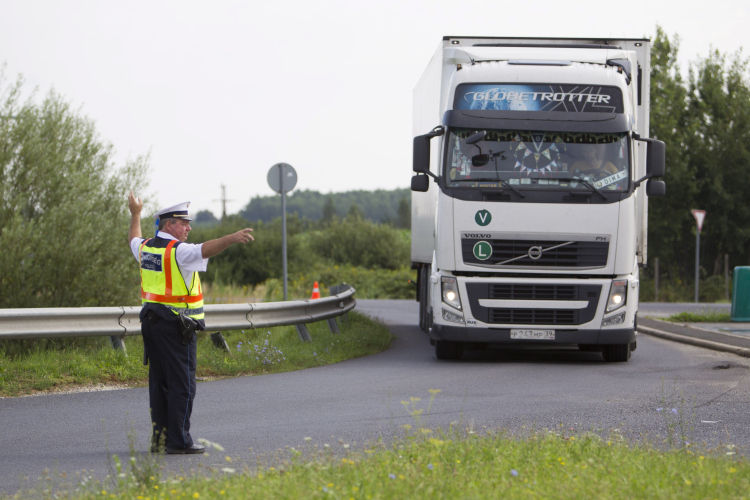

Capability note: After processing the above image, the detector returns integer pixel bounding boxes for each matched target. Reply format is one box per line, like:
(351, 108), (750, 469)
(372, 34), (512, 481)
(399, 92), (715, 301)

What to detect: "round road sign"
(267, 163), (298, 194)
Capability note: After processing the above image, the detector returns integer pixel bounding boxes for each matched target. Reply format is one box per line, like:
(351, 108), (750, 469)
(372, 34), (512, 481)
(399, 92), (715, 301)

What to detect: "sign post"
(692, 209), (706, 303)
(267, 163), (298, 300)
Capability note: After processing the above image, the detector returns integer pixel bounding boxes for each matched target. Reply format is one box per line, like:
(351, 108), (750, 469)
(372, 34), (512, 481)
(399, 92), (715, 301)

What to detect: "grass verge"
(663, 311), (732, 323)
(0, 311), (391, 398)
(20, 426), (750, 500)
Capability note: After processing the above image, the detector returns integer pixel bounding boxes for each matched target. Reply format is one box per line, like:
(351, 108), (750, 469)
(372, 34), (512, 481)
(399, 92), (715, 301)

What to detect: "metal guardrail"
(0, 286), (356, 341)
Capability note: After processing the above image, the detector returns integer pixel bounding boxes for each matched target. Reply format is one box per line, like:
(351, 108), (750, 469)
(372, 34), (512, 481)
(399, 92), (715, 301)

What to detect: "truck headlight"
(441, 276), (462, 310)
(606, 280), (627, 312)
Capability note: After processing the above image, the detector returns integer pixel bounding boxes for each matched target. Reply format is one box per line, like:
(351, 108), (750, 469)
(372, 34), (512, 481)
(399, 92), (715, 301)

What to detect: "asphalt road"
(1, 300), (749, 494)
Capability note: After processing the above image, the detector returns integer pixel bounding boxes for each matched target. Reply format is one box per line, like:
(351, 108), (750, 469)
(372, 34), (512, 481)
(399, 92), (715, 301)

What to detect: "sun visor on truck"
(442, 109), (631, 134)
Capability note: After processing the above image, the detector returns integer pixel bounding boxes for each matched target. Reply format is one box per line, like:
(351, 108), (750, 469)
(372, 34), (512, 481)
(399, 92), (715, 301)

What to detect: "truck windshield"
(446, 128), (630, 192)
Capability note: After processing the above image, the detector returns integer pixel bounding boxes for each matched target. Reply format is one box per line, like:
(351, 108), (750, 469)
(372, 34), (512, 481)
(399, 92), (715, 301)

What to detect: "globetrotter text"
(464, 91), (612, 103)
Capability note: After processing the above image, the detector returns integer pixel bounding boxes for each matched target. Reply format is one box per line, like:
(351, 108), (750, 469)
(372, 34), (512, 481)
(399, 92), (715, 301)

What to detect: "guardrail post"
(210, 332), (230, 352)
(109, 335), (127, 354)
(295, 324), (312, 342)
(330, 284), (352, 323)
(326, 318), (340, 334)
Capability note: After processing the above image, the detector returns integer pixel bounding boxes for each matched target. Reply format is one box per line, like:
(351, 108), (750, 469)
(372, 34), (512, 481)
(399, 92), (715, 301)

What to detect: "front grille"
(490, 309), (577, 325)
(466, 282), (603, 326)
(462, 239), (609, 268)
(490, 284), (576, 300)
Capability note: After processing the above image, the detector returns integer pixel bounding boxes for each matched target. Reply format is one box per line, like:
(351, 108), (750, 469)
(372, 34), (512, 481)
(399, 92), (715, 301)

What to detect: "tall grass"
(0, 311), (391, 397)
(32, 426), (750, 500)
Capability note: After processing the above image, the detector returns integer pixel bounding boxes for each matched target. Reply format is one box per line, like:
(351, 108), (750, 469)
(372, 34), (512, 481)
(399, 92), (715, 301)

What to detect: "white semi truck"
(411, 37), (665, 362)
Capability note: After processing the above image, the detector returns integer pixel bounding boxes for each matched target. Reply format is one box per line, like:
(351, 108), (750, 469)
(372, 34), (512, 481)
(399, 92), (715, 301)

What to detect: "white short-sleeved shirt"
(130, 231), (208, 286)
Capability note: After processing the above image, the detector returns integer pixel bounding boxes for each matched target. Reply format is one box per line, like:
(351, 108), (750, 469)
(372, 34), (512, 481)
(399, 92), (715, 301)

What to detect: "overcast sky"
(0, 0), (746, 216)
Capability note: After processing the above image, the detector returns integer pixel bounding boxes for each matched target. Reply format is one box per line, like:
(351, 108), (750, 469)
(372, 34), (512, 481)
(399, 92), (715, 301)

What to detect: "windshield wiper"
(450, 179), (525, 197)
(499, 179), (525, 198)
(558, 177), (608, 200)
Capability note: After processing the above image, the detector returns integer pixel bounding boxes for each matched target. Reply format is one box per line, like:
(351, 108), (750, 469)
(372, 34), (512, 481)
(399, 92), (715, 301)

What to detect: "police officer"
(128, 191), (253, 454)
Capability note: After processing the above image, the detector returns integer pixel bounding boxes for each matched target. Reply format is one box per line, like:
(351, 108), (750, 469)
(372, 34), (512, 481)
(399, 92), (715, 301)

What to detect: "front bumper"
(431, 324), (636, 345)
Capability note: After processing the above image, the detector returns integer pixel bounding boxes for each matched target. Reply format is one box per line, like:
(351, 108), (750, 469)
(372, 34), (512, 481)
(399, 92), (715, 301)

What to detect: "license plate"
(510, 329), (555, 340)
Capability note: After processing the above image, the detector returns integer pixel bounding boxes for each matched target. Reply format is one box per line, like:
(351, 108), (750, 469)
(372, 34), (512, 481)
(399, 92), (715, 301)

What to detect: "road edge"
(638, 325), (750, 358)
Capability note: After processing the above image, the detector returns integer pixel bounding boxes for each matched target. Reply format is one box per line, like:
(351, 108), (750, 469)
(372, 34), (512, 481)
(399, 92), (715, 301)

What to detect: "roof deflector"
(607, 59), (632, 84)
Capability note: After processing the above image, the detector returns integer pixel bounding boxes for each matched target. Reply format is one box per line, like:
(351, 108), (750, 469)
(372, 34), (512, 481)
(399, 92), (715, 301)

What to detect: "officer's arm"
(128, 191), (143, 242)
(201, 228), (254, 258)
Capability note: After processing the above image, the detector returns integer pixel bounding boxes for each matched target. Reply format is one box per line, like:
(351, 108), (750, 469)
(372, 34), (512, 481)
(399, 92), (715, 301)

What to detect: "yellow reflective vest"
(139, 238), (204, 320)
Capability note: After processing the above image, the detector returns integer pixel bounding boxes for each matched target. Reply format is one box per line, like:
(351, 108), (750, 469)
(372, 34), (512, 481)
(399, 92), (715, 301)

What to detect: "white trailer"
(411, 37), (665, 361)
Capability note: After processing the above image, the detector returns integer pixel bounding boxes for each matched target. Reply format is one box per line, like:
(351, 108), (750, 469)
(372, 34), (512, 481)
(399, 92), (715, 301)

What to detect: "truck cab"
(411, 37), (665, 362)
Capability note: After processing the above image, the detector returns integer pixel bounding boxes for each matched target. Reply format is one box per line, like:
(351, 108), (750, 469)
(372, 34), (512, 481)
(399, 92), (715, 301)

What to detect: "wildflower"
(671, 408), (678, 414)
(323, 487), (329, 493)
(511, 469), (519, 476)
(193, 494), (200, 499)
(221, 468), (235, 474)
(656, 408), (663, 412)
(343, 444), (350, 449)
(389, 474), (396, 479)
(427, 464), (434, 470)
(304, 437), (312, 441)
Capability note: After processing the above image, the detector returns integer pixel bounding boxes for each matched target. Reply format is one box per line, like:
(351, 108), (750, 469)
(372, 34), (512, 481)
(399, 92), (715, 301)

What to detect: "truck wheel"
(435, 340), (464, 360)
(419, 265), (431, 332)
(602, 344), (631, 362)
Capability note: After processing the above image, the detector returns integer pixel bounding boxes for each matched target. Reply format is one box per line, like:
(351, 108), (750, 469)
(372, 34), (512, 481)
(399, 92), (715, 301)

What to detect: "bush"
(0, 71), (149, 309)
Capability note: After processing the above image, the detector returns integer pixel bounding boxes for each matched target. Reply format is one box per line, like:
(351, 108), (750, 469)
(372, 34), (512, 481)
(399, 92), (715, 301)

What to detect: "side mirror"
(413, 126), (444, 179)
(646, 139), (666, 178)
(413, 135), (431, 174)
(646, 179), (665, 197)
(472, 154), (490, 167)
(411, 174), (429, 192)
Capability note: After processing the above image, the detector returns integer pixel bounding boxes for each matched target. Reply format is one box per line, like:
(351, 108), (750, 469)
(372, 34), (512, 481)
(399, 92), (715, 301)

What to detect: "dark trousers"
(141, 311), (197, 450)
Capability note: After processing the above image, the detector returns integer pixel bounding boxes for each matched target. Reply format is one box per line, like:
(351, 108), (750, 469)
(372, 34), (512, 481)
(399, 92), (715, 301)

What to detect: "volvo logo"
(527, 246), (543, 260)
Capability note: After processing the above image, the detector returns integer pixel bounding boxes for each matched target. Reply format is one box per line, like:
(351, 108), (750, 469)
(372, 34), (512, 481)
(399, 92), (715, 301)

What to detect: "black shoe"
(166, 444), (206, 455)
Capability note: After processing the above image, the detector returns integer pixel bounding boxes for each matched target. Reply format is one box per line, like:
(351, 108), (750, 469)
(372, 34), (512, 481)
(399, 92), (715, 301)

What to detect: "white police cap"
(154, 201), (192, 221)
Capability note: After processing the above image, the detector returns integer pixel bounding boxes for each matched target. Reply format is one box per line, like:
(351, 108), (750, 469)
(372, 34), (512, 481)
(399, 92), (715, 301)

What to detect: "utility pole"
(691, 209), (706, 303)
(212, 184), (234, 220)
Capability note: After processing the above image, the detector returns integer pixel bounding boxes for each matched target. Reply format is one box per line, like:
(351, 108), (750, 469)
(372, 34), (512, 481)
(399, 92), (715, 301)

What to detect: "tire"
(435, 340), (464, 360)
(418, 266), (426, 332)
(419, 265), (431, 333)
(602, 343), (631, 362)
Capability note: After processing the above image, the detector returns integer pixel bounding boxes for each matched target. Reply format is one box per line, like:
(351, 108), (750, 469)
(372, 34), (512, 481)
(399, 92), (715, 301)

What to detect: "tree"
(0, 70), (149, 308)
(685, 49), (750, 274)
(321, 194), (336, 224)
(647, 27), (693, 283)
(396, 197), (410, 229)
(647, 27), (750, 286)
(194, 209), (218, 226)
(347, 202), (363, 220)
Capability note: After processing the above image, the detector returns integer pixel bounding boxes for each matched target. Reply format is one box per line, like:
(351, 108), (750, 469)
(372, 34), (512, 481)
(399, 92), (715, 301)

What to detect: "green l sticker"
(475, 210), (492, 226)
(473, 241), (493, 261)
